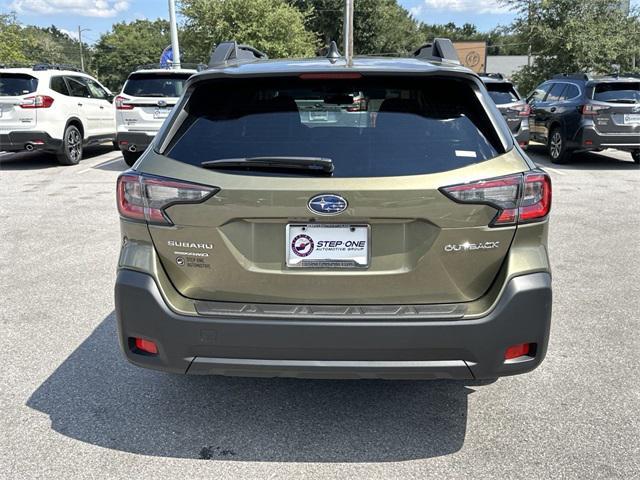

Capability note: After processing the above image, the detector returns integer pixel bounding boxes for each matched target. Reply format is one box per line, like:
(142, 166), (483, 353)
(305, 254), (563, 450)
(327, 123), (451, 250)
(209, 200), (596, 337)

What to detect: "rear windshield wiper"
(201, 156), (334, 174)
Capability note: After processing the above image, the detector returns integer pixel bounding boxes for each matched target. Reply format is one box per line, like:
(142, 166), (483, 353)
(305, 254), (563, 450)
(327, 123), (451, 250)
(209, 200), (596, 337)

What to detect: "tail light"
(115, 95), (134, 110)
(581, 104), (609, 116)
(510, 103), (531, 117)
(20, 95), (54, 108)
(440, 171), (551, 227)
(117, 172), (218, 225)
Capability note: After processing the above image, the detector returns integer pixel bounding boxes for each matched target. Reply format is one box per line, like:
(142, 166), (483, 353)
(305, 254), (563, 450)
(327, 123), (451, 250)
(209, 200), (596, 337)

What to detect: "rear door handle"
(100, 106), (105, 109)
(77, 103), (83, 107)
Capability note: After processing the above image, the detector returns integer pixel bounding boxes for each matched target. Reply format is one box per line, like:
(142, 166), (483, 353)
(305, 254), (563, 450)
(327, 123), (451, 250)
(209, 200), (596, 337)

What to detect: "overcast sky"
(1, 0), (638, 44)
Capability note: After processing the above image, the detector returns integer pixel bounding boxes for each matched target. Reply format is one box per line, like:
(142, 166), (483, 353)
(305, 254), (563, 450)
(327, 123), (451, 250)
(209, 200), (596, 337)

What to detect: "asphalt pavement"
(1, 145), (638, 479)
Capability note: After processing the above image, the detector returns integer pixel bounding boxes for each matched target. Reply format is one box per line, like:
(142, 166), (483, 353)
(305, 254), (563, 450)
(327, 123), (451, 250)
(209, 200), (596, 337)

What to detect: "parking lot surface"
(1, 145), (639, 479)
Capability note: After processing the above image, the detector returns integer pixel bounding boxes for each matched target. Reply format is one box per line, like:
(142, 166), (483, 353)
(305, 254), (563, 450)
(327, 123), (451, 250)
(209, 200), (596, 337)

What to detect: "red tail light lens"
(581, 104), (609, 116)
(440, 171), (551, 227)
(504, 342), (533, 360)
(20, 95), (54, 108)
(519, 173), (552, 223)
(511, 103), (531, 117)
(133, 337), (158, 355)
(115, 95), (134, 110)
(117, 172), (218, 225)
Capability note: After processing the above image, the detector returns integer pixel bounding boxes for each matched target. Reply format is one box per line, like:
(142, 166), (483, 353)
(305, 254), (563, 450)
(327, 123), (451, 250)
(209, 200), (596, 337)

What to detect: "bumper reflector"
(134, 337), (158, 355)
(504, 342), (533, 360)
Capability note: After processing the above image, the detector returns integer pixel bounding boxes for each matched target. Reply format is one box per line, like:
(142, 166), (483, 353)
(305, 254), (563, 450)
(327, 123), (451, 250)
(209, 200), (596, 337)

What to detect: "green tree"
(290, 0), (422, 55)
(504, 0), (640, 92)
(0, 13), (28, 64)
(180, 0), (316, 61)
(92, 19), (174, 91)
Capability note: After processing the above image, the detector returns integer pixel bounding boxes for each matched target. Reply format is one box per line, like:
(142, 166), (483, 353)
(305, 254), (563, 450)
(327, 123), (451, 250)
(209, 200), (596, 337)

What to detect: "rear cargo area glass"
(593, 82), (640, 103)
(167, 76), (505, 177)
(0, 74), (38, 96)
(486, 83), (520, 104)
(124, 73), (192, 97)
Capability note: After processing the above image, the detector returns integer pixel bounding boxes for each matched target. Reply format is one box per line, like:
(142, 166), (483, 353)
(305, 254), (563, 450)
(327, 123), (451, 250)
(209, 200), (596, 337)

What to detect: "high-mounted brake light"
(299, 73), (362, 80)
(20, 95), (54, 109)
(114, 95), (134, 110)
(440, 171), (551, 227)
(117, 172), (218, 225)
(581, 104), (609, 116)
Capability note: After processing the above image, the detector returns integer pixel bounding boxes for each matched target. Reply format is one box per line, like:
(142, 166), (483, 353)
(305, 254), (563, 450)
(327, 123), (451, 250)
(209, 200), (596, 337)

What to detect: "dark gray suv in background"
(527, 73), (640, 164)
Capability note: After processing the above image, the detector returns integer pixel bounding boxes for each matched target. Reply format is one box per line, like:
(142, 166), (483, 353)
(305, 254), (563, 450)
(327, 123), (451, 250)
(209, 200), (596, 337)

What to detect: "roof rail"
(33, 63), (82, 72)
(208, 41), (268, 69)
(413, 38), (460, 65)
(604, 72), (640, 79)
(0, 63), (82, 72)
(135, 62), (206, 71)
(552, 73), (590, 81)
(480, 72), (505, 80)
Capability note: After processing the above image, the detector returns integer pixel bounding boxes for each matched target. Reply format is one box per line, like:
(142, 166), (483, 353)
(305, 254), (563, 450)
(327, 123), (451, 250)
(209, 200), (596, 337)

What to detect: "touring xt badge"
(444, 241), (500, 252)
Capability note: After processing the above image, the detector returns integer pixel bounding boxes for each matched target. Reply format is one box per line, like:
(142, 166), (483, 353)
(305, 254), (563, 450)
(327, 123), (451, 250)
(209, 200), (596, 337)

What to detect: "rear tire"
(548, 127), (571, 164)
(632, 150), (640, 164)
(122, 150), (142, 167)
(56, 125), (83, 165)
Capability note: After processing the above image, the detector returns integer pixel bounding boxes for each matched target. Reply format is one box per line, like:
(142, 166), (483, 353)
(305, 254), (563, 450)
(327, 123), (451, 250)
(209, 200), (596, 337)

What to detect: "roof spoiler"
(480, 72), (504, 80)
(413, 38), (460, 65)
(135, 63), (207, 72)
(208, 41), (268, 69)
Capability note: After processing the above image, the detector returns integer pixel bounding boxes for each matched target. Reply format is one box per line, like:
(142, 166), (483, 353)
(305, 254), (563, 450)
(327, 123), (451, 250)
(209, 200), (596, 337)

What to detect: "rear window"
(123, 73), (192, 97)
(0, 74), (38, 96)
(165, 76), (507, 177)
(485, 82), (520, 104)
(593, 82), (640, 103)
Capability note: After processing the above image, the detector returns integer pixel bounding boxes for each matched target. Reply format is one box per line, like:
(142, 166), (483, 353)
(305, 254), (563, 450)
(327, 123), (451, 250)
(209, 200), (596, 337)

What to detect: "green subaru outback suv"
(115, 41), (552, 380)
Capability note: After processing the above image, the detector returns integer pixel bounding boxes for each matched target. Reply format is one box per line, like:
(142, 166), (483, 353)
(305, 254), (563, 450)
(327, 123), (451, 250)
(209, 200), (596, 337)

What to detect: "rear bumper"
(0, 131), (61, 152)
(116, 131), (155, 152)
(574, 126), (640, 151)
(115, 269), (552, 380)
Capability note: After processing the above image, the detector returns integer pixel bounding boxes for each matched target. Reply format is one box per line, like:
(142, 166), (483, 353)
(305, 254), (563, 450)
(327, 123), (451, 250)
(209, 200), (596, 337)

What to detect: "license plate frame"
(153, 107), (169, 119)
(285, 223), (370, 269)
(623, 113), (640, 125)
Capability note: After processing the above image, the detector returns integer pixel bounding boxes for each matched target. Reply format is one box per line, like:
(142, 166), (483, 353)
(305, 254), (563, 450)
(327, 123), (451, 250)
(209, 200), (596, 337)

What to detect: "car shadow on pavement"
(527, 144), (638, 171)
(27, 312), (475, 462)
(0, 146), (115, 170)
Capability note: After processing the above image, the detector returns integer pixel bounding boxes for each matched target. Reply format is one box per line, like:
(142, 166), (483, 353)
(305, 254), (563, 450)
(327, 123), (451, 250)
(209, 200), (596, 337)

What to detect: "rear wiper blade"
(201, 156), (334, 174)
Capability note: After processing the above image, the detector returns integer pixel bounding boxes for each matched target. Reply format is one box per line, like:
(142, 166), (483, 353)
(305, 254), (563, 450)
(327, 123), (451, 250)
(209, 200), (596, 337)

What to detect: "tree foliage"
(92, 19), (175, 91)
(505, 0), (640, 92)
(289, 0), (422, 54)
(180, 0), (316, 61)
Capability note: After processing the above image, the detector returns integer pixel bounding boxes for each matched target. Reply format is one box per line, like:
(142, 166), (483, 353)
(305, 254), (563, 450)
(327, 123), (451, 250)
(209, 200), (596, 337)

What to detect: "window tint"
(50, 76), (69, 96)
(486, 83), (520, 104)
(66, 76), (91, 98)
(559, 84), (579, 100)
(529, 83), (551, 102)
(0, 74), (38, 96)
(123, 73), (192, 97)
(166, 76), (506, 178)
(544, 83), (566, 102)
(85, 78), (108, 99)
(593, 82), (640, 103)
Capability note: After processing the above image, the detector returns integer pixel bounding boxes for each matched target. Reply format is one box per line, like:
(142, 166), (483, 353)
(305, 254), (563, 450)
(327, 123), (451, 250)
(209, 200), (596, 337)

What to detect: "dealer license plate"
(623, 113), (640, 124)
(286, 224), (369, 268)
(153, 107), (169, 119)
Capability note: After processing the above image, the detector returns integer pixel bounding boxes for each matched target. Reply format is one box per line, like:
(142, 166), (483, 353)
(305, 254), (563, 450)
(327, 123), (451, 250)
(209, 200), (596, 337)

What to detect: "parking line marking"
(78, 156), (122, 173)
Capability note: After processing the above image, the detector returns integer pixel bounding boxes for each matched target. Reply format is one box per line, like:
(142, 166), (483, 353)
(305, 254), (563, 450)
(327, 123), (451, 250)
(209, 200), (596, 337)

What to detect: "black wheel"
(122, 150), (142, 167)
(632, 150), (640, 164)
(57, 125), (83, 165)
(548, 127), (571, 164)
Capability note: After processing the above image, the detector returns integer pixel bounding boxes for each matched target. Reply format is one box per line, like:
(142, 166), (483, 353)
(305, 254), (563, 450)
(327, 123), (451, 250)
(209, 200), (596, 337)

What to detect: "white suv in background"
(0, 64), (116, 165)
(115, 66), (196, 166)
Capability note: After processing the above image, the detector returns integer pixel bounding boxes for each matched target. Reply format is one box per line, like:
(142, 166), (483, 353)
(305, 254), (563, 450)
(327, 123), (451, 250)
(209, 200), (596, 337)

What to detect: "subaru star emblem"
(157, 99), (167, 107)
(308, 194), (348, 215)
